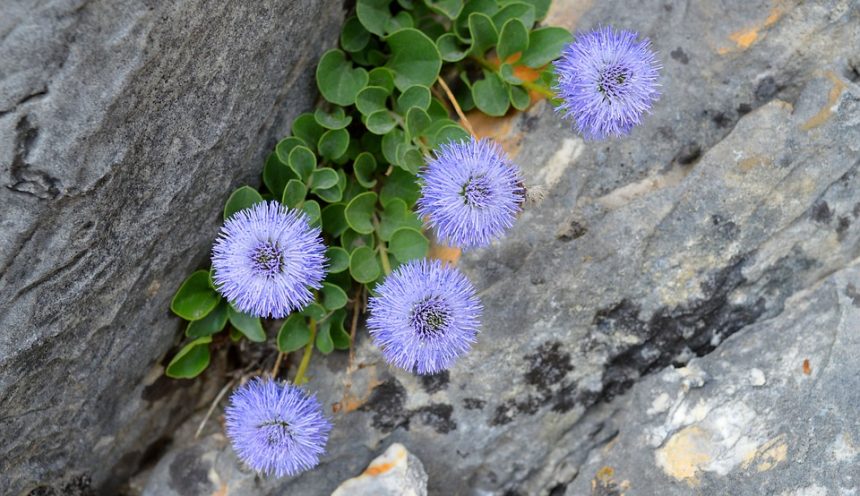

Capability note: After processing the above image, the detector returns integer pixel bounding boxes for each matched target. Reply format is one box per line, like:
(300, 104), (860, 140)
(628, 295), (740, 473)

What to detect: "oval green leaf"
(227, 304), (266, 342)
(366, 110), (397, 135)
(321, 203), (349, 237)
(520, 27), (573, 68)
(396, 85), (431, 113)
(389, 227), (429, 262)
(344, 191), (378, 234)
(318, 128), (350, 161)
(277, 314), (310, 353)
(311, 168), (339, 191)
(341, 16), (371, 52)
(316, 49), (369, 106)
(385, 28), (443, 91)
(354, 152), (378, 188)
(171, 270), (221, 321)
(472, 71), (510, 116)
(314, 107), (352, 130)
(165, 337), (212, 379)
(288, 146), (317, 182)
(349, 246), (381, 283)
(497, 18), (529, 61)
(356, 86), (390, 116)
(326, 246), (350, 273)
(321, 282), (349, 310)
(223, 186), (264, 221)
(185, 300), (228, 338)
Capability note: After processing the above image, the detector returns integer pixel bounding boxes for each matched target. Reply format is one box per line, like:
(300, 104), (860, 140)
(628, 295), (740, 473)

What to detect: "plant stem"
(347, 286), (363, 369)
(293, 318), (317, 385)
(373, 216), (393, 275)
(270, 352), (285, 378)
(436, 76), (477, 136)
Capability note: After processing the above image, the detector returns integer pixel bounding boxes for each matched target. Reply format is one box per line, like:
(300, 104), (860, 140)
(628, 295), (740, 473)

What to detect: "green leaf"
(326, 246), (351, 273)
(357, 0), (392, 36)
(499, 63), (523, 84)
(436, 33), (469, 62)
(315, 185), (343, 203)
(356, 86), (390, 116)
(509, 84), (531, 110)
(321, 282), (348, 310)
(275, 136), (307, 165)
(322, 203), (349, 237)
(277, 314), (310, 353)
(165, 336), (212, 379)
(264, 152), (298, 198)
(389, 227), (429, 262)
(282, 179), (307, 208)
(517, 0), (550, 20)
(473, 71), (510, 116)
(227, 305), (266, 342)
(427, 98), (448, 120)
(172, 270), (221, 321)
(430, 124), (471, 148)
(397, 145), (424, 174)
(229, 327), (242, 342)
(301, 302), (327, 321)
(341, 16), (371, 52)
(497, 18), (529, 61)
(318, 128), (350, 160)
(368, 67), (396, 93)
(379, 198), (423, 240)
(380, 168), (421, 206)
(223, 186), (264, 220)
(342, 228), (375, 252)
(385, 11), (414, 33)
(302, 200), (321, 227)
(396, 85), (431, 113)
(328, 309), (351, 350)
(315, 318), (335, 354)
(381, 128), (406, 166)
(344, 191), (378, 234)
(350, 246), (381, 283)
(354, 152), (378, 188)
(288, 146), (317, 182)
(385, 28), (443, 91)
(311, 168), (339, 191)
(314, 107), (352, 130)
(468, 12), (498, 56)
(520, 27), (573, 68)
(316, 49), (369, 106)
(185, 300), (228, 338)
(454, 0), (499, 40)
(425, 0), (463, 18)
(291, 113), (325, 149)
(405, 107), (431, 140)
(492, 2), (536, 30)
(366, 110), (397, 135)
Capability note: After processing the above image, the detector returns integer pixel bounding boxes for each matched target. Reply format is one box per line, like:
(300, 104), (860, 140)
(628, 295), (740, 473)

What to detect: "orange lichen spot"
(596, 466), (614, 481)
(738, 154), (773, 172)
(730, 29), (760, 49)
(801, 71), (846, 130)
(802, 359), (811, 375)
(212, 483), (228, 496)
(429, 243), (461, 265)
(363, 460), (397, 476)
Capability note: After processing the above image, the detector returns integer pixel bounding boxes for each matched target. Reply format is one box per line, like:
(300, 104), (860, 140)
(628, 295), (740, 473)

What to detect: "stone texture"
(331, 443), (428, 496)
(24, 0), (860, 494)
(0, 0), (343, 494)
(564, 263), (860, 495)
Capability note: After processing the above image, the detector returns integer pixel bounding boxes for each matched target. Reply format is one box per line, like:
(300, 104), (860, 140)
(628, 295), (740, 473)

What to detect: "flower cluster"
(171, 8), (661, 480)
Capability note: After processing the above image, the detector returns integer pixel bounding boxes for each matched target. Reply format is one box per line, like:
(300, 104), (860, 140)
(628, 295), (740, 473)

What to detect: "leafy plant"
(166, 0), (570, 379)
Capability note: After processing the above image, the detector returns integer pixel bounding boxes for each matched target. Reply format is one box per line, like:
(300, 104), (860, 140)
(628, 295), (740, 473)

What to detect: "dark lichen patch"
(414, 403), (457, 434)
(737, 102), (753, 115)
(463, 397), (486, 410)
(557, 218), (587, 241)
(670, 47), (689, 64)
(675, 143), (701, 165)
(420, 370), (450, 394)
(811, 200), (833, 224)
(711, 214), (740, 240)
(26, 475), (93, 496)
(359, 378), (410, 433)
(491, 399), (519, 426)
(853, 202), (860, 218)
(525, 341), (574, 392)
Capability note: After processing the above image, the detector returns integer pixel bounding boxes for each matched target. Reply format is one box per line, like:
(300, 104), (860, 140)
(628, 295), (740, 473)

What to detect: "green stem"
(373, 216), (393, 275)
(470, 55), (556, 99)
(293, 318), (316, 385)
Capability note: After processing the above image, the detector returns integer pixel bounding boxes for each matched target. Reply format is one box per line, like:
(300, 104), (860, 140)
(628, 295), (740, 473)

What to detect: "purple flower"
(225, 378), (332, 478)
(553, 26), (661, 140)
(367, 259), (482, 375)
(417, 138), (524, 249)
(212, 201), (326, 318)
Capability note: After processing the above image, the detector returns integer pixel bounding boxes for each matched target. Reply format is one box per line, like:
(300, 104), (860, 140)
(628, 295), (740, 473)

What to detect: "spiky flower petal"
(417, 138), (524, 250)
(225, 378), (331, 478)
(553, 26), (661, 140)
(212, 201), (326, 318)
(367, 259), (482, 375)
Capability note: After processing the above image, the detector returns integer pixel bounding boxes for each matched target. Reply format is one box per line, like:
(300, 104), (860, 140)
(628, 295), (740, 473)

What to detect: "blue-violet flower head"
(367, 259), (482, 375)
(553, 26), (661, 140)
(417, 137), (524, 249)
(212, 201), (326, 318)
(225, 378), (331, 478)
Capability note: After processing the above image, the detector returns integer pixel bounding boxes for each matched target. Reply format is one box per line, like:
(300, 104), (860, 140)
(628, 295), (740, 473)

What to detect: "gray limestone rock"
(0, 0), (343, 493)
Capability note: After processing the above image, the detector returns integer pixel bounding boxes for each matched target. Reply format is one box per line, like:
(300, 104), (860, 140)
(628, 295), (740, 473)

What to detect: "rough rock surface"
(564, 263), (860, 495)
(331, 443), (428, 496)
(22, 0), (860, 494)
(0, 1), (343, 493)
